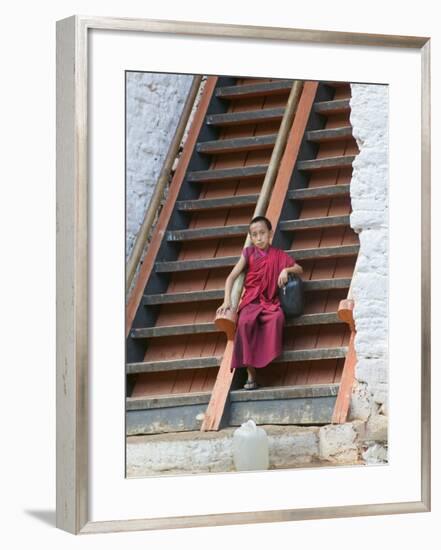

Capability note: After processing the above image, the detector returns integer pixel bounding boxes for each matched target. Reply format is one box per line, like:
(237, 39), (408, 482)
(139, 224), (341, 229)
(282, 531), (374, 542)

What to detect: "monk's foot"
(243, 380), (259, 390)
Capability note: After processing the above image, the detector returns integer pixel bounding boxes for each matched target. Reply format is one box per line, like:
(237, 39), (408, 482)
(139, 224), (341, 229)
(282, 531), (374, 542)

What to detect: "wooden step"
(187, 164), (268, 183)
(176, 194), (259, 212)
(131, 310), (345, 339)
(142, 289), (223, 306)
(126, 391), (212, 435)
(228, 383), (340, 426)
(126, 346), (347, 375)
(127, 391), (211, 411)
(155, 244), (358, 273)
(167, 224), (248, 242)
(274, 346), (348, 363)
(206, 107), (285, 127)
(168, 214), (351, 241)
(231, 383), (340, 401)
(126, 355), (222, 375)
(287, 183), (350, 201)
(280, 215), (351, 232)
(322, 81), (350, 88)
(314, 98), (351, 115)
(130, 321), (219, 338)
(306, 126), (353, 143)
(197, 134), (277, 155)
(215, 80), (293, 99)
(142, 279), (350, 307)
(297, 155), (355, 172)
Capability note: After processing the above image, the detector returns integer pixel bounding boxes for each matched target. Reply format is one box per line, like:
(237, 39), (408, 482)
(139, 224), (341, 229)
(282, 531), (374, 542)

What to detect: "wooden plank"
(216, 80), (293, 99)
(197, 134), (277, 155)
(306, 126), (352, 142)
(206, 107), (285, 127)
(156, 256), (239, 273)
(306, 278), (351, 290)
(127, 391), (211, 410)
(143, 289), (223, 305)
(293, 244), (359, 260)
(274, 347), (348, 363)
(130, 313), (344, 341)
(128, 347), (347, 370)
(322, 81), (350, 88)
(167, 224), (248, 242)
(176, 194), (259, 212)
(201, 340), (235, 431)
(280, 215), (350, 231)
(126, 406), (206, 435)
(142, 280), (350, 306)
(126, 77), (218, 336)
(126, 393), (212, 435)
(126, 356), (221, 374)
(287, 183), (350, 200)
(332, 299), (357, 423)
(229, 394), (337, 426)
(332, 331), (357, 423)
(285, 313), (343, 327)
(187, 164), (268, 183)
(155, 245), (359, 273)
(297, 155), (356, 171)
(131, 322), (218, 338)
(230, 382), (340, 401)
(314, 98), (350, 115)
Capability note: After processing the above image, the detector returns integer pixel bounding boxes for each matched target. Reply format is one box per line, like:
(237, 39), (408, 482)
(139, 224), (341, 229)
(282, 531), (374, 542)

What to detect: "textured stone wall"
(127, 424), (365, 477)
(126, 72), (193, 259)
(348, 83), (389, 463)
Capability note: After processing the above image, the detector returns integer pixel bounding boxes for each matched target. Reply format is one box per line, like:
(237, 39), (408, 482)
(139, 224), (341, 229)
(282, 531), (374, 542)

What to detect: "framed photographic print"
(56, 15), (431, 534)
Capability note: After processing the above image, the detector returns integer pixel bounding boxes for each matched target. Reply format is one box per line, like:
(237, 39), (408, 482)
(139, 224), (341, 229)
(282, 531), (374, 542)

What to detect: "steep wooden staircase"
(126, 77), (359, 435)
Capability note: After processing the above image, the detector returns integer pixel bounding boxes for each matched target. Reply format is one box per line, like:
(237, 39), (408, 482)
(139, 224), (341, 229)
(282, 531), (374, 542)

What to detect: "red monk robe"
(230, 244), (295, 371)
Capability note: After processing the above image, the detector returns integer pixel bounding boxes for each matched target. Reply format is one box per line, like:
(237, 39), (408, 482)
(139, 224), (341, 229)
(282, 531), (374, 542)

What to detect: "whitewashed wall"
(349, 83), (389, 462)
(126, 72), (193, 259)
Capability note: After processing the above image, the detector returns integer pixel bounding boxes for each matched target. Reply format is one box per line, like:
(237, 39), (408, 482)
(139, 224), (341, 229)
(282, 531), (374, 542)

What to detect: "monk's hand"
(217, 301), (231, 315)
(278, 268), (289, 288)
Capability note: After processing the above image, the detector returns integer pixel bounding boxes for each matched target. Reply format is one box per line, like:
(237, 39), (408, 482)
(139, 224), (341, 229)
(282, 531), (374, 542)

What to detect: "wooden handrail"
(126, 75), (203, 295)
(332, 237), (360, 421)
(214, 81), (304, 335)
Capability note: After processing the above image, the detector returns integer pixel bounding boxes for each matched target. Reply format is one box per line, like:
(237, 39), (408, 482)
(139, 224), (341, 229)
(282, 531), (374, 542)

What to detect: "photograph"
(124, 73), (389, 478)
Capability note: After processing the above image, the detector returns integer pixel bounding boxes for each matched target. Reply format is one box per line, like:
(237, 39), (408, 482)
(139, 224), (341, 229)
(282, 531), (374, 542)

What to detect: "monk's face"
(249, 221), (272, 250)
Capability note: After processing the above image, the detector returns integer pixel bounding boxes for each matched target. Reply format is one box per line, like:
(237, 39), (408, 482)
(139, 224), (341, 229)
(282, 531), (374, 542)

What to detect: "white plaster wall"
(126, 72), (193, 259)
(348, 83), (389, 460)
(126, 424), (367, 477)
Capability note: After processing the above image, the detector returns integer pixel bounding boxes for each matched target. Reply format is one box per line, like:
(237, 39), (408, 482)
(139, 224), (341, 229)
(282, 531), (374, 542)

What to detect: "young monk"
(216, 216), (303, 390)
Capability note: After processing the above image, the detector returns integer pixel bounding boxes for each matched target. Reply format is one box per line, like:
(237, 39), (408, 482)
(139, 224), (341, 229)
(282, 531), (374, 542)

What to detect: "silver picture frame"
(56, 15), (431, 534)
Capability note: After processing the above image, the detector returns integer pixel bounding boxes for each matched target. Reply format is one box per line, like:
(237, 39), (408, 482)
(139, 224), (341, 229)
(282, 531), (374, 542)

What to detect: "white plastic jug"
(232, 419), (269, 471)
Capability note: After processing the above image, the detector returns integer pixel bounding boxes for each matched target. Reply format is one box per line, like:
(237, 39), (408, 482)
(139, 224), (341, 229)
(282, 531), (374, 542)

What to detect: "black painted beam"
(206, 107), (284, 127)
(287, 183), (350, 201)
(187, 164), (268, 183)
(297, 155), (355, 172)
(154, 245), (359, 273)
(280, 215), (351, 231)
(176, 194), (259, 212)
(216, 80), (293, 99)
(197, 134), (277, 155)
(314, 98), (351, 115)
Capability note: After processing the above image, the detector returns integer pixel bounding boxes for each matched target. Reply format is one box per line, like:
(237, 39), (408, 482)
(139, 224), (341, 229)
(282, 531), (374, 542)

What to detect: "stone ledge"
(127, 423), (369, 477)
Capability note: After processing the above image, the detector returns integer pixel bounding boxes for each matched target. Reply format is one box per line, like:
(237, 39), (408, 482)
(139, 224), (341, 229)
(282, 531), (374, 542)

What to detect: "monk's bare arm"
(277, 262), (303, 287)
(216, 255), (247, 314)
